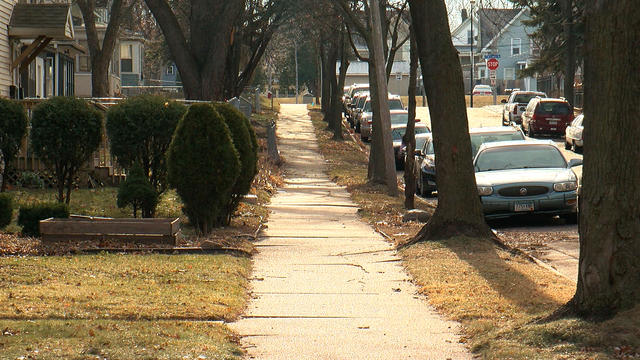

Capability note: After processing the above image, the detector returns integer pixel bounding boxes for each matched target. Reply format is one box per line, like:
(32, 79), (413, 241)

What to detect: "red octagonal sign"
(487, 58), (499, 70)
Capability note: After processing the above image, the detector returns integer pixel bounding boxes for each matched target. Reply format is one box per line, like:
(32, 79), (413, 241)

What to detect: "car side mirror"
(568, 159), (583, 167)
(500, 99), (507, 104)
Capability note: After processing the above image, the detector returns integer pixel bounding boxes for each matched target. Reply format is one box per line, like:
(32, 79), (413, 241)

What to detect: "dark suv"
(521, 97), (573, 137)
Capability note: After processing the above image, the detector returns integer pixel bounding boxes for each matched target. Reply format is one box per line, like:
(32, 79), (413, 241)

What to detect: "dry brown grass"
(308, 107), (640, 359)
(400, 95), (508, 108)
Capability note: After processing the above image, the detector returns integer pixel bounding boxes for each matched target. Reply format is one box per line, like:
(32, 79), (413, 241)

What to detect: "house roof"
(476, 8), (521, 49)
(9, 3), (75, 40)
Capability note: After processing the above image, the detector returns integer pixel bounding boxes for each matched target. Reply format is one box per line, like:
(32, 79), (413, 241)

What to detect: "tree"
(76, 0), (133, 97)
(403, 25), (418, 209)
(30, 97), (103, 204)
(404, 0), (493, 243)
(117, 165), (158, 218)
(144, 0), (292, 100)
(106, 95), (186, 199)
(568, 0), (640, 317)
(0, 98), (28, 192)
(167, 104), (240, 234)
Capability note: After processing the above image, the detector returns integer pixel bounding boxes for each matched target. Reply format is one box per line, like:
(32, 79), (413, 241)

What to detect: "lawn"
(309, 108), (640, 359)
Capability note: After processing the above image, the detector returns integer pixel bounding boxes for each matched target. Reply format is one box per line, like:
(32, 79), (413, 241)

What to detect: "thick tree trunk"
(320, 40), (332, 116)
(569, 0), (640, 317)
(561, 0), (576, 106)
(403, 27), (418, 209)
(367, 0), (397, 196)
(406, 0), (493, 243)
(325, 40), (341, 135)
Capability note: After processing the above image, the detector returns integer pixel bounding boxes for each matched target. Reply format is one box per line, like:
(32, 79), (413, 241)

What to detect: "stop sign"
(487, 58), (499, 70)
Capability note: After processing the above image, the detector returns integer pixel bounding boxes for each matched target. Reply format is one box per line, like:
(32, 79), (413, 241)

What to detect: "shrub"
(117, 165), (158, 218)
(17, 172), (45, 189)
(213, 103), (258, 224)
(167, 104), (240, 234)
(30, 97), (103, 204)
(0, 193), (12, 229)
(18, 203), (70, 237)
(106, 95), (187, 199)
(0, 98), (28, 191)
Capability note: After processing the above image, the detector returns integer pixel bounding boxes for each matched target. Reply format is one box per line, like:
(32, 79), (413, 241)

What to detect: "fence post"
(267, 121), (281, 164)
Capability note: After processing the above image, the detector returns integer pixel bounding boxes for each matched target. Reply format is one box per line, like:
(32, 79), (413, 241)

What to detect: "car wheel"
(419, 176), (430, 197)
(571, 140), (577, 153)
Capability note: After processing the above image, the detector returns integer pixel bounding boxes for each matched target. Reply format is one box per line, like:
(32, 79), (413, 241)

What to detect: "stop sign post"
(487, 58), (499, 70)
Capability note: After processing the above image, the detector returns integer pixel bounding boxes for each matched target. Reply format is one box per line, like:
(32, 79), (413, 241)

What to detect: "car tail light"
(368, 119), (372, 124)
(415, 118), (421, 122)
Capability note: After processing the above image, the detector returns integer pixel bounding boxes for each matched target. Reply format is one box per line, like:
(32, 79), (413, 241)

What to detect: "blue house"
(452, 8), (538, 94)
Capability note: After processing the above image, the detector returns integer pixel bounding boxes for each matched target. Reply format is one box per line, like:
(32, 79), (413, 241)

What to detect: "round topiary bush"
(0, 98), (28, 190)
(212, 103), (258, 223)
(30, 97), (102, 204)
(117, 165), (158, 218)
(0, 193), (12, 229)
(167, 104), (240, 234)
(106, 95), (186, 198)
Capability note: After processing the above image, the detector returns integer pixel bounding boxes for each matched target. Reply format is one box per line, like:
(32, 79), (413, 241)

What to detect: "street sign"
(484, 54), (501, 59)
(490, 78), (496, 86)
(490, 70), (497, 79)
(487, 58), (499, 70)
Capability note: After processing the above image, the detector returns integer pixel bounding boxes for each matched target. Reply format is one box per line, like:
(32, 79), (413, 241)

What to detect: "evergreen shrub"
(18, 203), (70, 237)
(117, 165), (158, 218)
(0, 193), (12, 229)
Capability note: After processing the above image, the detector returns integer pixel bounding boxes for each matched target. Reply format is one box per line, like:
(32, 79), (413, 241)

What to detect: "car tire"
(419, 176), (430, 197)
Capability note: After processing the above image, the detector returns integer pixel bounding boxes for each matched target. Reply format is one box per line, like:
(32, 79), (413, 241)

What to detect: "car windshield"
(390, 113), (408, 125)
(392, 126), (429, 141)
(389, 99), (404, 110)
(470, 131), (525, 157)
(415, 137), (428, 152)
(535, 102), (571, 115)
(513, 93), (541, 104)
(356, 97), (367, 109)
(475, 145), (567, 172)
(475, 85), (491, 90)
(421, 139), (434, 155)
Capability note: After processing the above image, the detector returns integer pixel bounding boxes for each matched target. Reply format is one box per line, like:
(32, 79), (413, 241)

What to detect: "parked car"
(472, 84), (493, 95)
(413, 126), (525, 197)
(565, 114), (584, 153)
(394, 124), (431, 169)
(501, 90), (547, 125)
(474, 140), (581, 221)
(521, 97), (574, 137)
(344, 83), (369, 108)
(359, 95), (404, 140)
(348, 91), (369, 129)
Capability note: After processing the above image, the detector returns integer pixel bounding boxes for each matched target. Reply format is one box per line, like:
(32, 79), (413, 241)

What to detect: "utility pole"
(295, 40), (299, 104)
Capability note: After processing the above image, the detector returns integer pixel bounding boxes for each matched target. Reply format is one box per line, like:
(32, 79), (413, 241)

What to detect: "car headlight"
(477, 186), (493, 196)
(553, 181), (578, 192)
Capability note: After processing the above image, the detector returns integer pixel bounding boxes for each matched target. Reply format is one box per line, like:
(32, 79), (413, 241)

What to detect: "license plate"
(550, 127), (557, 130)
(514, 201), (534, 212)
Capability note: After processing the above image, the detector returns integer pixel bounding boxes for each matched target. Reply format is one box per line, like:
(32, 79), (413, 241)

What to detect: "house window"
(166, 65), (174, 75)
(78, 55), (90, 72)
(504, 67), (515, 80)
(511, 38), (521, 56)
(479, 68), (486, 79)
(120, 44), (133, 73)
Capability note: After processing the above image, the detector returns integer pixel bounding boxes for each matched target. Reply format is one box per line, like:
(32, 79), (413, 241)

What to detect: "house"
(451, 8), (538, 94)
(1, 1), (83, 99)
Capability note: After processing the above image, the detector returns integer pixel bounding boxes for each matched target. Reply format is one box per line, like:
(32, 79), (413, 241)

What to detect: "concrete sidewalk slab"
(231, 104), (470, 359)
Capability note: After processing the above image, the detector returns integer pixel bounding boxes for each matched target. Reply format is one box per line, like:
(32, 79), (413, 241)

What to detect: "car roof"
(512, 91), (545, 95)
(390, 109), (408, 114)
(537, 97), (569, 103)
(477, 139), (556, 151)
(469, 126), (521, 134)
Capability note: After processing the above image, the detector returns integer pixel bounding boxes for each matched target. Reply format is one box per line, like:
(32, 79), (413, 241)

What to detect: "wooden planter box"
(39, 217), (181, 245)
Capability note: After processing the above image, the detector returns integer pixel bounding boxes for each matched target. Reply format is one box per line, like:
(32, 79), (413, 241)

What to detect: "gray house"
(452, 8), (538, 94)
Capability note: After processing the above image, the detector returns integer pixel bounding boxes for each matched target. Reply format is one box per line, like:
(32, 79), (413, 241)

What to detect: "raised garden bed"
(39, 216), (181, 245)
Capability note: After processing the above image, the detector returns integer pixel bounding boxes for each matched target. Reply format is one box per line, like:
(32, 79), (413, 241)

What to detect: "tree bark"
(77, 0), (126, 97)
(368, 0), (398, 196)
(403, 26), (417, 209)
(569, 0), (640, 317)
(561, 0), (576, 106)
(405, 0), (493, 243)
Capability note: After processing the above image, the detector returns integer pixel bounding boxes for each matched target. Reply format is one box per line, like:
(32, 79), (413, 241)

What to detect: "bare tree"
(404, 0), (493, 243)
(403, 25), (417, 209)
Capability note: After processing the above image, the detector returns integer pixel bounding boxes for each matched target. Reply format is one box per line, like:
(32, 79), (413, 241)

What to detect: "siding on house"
(0, 0), (17, 97)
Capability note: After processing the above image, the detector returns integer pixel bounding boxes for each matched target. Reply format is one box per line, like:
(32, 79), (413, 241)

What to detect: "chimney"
(461, 9), (468, 22)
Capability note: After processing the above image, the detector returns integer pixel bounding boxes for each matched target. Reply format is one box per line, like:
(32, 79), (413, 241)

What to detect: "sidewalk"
(231, 104), (470, 359)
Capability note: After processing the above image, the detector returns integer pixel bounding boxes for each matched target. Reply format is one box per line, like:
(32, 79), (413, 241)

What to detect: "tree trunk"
(569, 0), (640, 317)
(367, 0), (398, 196)
(320, 40), (332, 116)
(406, 0), (493, 243)
(561, 0), (576, 106)
(403, 26), (418, 209)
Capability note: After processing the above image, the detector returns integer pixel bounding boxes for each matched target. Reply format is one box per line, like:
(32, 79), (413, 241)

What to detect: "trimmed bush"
(213, 103), (258, 223)
(106, 95), (187, 199)
(0, 98), (28, 190)
(30, 97), (103, 204)
(17, 172), (45, 189)
(117, 165), (158, 218)
(18, 203), (70, 237)
(167, 104), (240, 234)
(0, 193), (12, 229)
